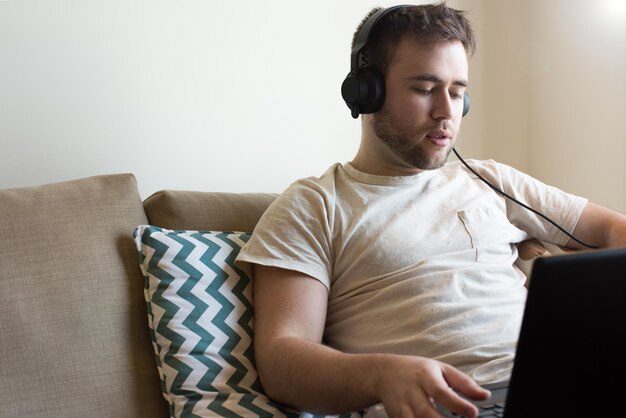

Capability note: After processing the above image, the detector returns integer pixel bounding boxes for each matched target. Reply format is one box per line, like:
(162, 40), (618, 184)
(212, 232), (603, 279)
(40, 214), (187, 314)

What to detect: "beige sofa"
(0, 173), (277, 418)
(0, 173), (544, 418)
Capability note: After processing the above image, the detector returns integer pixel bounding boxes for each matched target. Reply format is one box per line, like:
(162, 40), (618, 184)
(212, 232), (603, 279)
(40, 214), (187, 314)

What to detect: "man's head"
(351, 3), (476, 78)
(348, 3), (477, 175)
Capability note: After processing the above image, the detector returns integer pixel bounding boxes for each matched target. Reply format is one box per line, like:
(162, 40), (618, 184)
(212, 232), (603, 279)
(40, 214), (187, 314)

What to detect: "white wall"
(479, 0), (626, 213)
(1, 0), (625, 212)
(0, 0), (354, 196)
(527, 0), (626, 213)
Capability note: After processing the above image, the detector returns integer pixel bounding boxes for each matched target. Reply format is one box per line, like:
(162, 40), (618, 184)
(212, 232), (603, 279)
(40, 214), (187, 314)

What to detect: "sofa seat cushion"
(0, 174), (167, 418)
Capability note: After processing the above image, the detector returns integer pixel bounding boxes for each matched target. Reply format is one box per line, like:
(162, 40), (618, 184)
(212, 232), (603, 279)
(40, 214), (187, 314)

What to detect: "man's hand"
(371, 354), (490, 418)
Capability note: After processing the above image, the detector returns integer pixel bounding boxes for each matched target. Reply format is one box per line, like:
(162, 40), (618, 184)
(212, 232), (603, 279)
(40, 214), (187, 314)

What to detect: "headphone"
(341, 5), (470, 119)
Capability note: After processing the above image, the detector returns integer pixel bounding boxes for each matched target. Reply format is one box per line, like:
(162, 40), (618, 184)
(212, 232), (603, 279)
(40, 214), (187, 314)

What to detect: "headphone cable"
(452, 148), (598, 249)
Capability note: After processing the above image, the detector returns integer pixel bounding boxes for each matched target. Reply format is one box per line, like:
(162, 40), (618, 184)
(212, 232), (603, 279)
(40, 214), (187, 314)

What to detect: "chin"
(413, 148), (453, 171)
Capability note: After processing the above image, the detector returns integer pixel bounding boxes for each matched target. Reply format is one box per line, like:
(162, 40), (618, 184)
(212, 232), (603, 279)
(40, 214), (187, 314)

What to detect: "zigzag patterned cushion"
(134, 225), (362, 418)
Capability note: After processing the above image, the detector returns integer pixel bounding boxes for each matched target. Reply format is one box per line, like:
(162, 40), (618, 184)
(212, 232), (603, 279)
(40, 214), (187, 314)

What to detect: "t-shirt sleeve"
(236, 179), (334, 290)
(479, 160), (588, 246)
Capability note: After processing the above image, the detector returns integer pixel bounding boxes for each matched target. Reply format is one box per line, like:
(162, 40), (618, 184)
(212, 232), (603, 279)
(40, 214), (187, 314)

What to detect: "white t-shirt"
(237, 160), (587, 383)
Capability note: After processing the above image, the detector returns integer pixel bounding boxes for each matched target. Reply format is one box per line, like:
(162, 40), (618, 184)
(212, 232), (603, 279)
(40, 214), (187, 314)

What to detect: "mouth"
(425, 130), (451, 147)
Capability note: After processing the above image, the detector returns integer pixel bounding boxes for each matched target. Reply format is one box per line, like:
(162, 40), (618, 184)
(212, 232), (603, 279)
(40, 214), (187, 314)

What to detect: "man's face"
(370, 37), (469, 172)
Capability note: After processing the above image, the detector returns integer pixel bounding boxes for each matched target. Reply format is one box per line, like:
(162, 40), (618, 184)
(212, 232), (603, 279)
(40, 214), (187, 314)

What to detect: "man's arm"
(566, 201), (626, 249)
(253, 264), (490, 418)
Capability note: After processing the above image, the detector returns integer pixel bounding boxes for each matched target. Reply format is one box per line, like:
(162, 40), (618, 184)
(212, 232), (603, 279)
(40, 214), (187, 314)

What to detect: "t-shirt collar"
(341, 162), (439, 186)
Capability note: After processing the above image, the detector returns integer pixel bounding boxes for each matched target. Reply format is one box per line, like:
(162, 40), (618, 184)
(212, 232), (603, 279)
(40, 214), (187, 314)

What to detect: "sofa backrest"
(143, 189), (277, 232)
(0, 174), (168, 418)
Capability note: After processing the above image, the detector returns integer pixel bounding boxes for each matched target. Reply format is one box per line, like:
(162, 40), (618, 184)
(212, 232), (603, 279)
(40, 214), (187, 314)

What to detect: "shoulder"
(277, 163), (345, 203)
(263, 163), (345, 218)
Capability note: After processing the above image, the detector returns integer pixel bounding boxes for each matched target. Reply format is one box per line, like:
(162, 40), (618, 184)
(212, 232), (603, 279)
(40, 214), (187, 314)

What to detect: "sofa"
(1, 173), (307, 418)
(0, 173), (545, 418)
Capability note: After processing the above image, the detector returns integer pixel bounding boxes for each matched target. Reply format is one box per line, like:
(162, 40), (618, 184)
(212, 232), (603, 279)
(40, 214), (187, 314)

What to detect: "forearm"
(257, 335), (489, 417)
(256, 336), (382, 414)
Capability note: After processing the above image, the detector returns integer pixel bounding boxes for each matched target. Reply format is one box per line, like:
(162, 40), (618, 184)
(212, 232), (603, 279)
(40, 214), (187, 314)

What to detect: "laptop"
(441, 246), (626, 418)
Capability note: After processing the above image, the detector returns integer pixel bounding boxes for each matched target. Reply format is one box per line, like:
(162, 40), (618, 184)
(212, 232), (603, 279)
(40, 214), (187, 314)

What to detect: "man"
(236, 3), (626, 418)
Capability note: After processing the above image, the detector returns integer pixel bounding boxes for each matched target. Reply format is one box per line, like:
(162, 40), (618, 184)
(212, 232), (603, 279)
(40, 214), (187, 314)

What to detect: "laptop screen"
(504, 247), (626, 417)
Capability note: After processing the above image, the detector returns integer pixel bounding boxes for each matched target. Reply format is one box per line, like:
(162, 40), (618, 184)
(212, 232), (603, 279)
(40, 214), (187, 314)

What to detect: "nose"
(431, 91), (454, 120)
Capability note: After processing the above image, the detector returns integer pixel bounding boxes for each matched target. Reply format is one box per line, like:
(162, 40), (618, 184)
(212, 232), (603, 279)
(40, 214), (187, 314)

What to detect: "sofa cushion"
(134, 225), (362, 418)
(0, 174), (167, 418)
(143, 189), (277, 232)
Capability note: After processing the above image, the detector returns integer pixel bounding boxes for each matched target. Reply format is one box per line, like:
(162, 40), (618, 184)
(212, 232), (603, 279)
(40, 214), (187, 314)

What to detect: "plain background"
(1, 0), (625, 213)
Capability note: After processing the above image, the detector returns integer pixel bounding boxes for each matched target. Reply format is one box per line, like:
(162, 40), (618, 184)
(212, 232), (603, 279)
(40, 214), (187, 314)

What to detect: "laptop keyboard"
(438, 380), (508, 418)
(447, 402), (505, 417)
(477, 402), (505, 417)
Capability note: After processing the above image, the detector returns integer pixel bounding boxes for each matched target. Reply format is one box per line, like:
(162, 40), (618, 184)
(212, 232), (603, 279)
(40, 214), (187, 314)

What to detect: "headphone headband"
(349, 5), (410, 75)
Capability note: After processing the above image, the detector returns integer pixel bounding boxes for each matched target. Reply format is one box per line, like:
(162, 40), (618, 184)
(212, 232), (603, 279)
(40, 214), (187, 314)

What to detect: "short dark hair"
(351, 2), (476, 76)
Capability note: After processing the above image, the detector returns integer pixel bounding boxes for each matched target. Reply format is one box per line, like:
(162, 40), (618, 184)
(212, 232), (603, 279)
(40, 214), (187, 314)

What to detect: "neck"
(351, 120), (427, 177)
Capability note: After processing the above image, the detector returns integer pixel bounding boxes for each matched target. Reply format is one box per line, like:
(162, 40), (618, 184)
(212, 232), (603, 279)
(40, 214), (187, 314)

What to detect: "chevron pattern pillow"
(134, 225), (361, 418)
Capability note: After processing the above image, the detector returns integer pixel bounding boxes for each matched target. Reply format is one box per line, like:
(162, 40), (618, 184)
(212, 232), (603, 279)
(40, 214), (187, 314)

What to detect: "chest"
(330, 175), (527, 281)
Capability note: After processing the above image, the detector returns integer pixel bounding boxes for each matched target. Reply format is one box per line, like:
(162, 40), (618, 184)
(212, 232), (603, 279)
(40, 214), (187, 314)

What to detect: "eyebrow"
(408, 74), (468, 87)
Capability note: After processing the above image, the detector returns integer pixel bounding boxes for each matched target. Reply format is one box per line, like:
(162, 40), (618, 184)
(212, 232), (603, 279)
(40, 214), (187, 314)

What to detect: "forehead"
(387, 37), (469, 81)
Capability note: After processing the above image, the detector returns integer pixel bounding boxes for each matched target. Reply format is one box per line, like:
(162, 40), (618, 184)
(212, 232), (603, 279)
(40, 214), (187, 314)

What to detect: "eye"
(413, 88), (432, 96)
(450, 91), (465, 100)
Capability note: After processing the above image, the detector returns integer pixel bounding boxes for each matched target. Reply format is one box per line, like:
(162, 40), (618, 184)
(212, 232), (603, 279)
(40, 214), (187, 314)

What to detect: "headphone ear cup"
(341, 67), (385, 117)
(341, 73), (360, 117)
(357, 67), (385, 114)
(462, 91), (470, 117)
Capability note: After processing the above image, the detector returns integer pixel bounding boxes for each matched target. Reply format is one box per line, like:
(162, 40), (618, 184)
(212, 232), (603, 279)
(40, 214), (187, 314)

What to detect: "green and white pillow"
(134, 225), (362, 418)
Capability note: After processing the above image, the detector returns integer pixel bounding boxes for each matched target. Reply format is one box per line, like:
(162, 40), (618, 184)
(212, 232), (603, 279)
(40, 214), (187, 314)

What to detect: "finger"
(441, 364), (491, 400)
(425, 383), (479, 418)
(418, 365), (487, 418)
